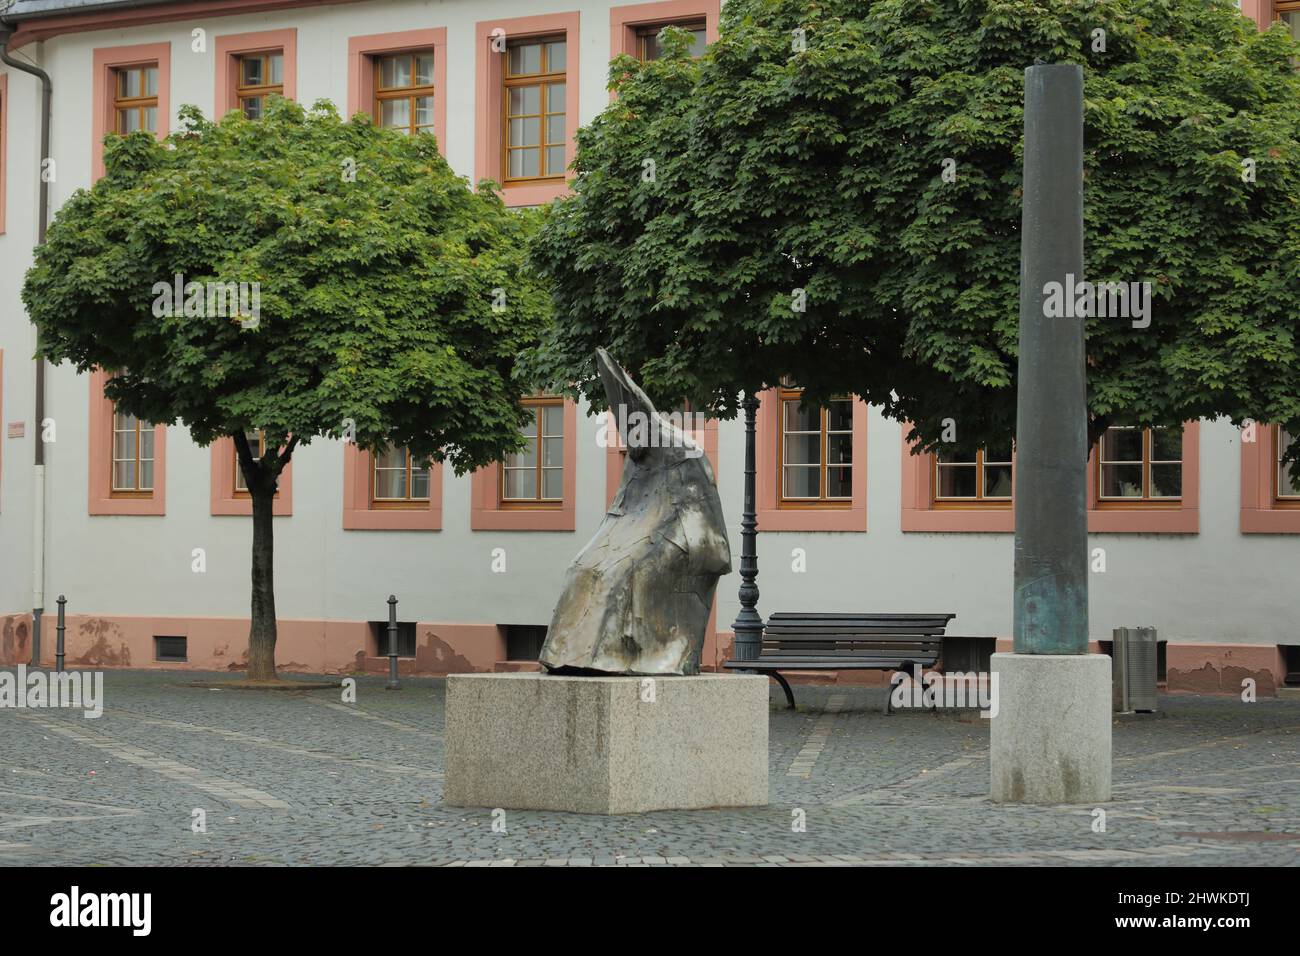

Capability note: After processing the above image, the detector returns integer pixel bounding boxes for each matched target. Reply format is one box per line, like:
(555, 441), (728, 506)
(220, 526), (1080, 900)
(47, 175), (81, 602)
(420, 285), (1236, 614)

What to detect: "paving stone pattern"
(1, 671), (1297, 866)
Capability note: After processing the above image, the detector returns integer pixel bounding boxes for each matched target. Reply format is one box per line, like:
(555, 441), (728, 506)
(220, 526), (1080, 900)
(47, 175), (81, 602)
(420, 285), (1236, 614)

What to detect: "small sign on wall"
(7, 422), (24, 439)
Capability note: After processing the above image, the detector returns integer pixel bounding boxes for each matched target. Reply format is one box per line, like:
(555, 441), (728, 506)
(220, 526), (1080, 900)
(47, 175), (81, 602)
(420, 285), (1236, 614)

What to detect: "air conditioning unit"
(1112, 627), (1158, 713)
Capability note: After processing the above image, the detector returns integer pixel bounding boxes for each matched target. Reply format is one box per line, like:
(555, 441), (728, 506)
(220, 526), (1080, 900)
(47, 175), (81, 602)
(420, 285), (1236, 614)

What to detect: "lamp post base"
(990, 652), (1111, 804)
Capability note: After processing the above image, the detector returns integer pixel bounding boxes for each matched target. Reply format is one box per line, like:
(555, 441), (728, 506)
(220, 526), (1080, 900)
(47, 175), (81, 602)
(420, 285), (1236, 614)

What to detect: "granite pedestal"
(444, 672), (769, 814)
(990, 652), (1112, 804)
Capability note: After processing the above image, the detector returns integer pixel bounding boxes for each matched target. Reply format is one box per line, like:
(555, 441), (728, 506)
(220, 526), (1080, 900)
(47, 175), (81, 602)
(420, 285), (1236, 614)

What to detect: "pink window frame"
(1240, 422), (1300, 533)
(347, 29), (448, 153)
(88, 369), (166, 516)
(756, 388), (868, 532)
(214, 29), (298, 118)
(209, 435), (293, 516)
(474, 11), (580, 208)
(470, 399), (577, 531)
(91, 42), (171, 182)
(900, 434), (1015, 533)
(610, 0), (721, 61)
(901, 422), (1199, 533)
(343, 443), (443, 531)
(1086, 422), (1199, 533)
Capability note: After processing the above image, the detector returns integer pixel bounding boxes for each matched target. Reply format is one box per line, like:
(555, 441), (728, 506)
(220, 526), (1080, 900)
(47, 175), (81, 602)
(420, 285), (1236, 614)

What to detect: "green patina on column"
(1013, 64), (1089, 655)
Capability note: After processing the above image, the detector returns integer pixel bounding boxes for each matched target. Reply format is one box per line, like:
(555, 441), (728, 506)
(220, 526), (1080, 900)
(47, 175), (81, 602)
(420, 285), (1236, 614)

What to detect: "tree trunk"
(247, 480), (278, 681)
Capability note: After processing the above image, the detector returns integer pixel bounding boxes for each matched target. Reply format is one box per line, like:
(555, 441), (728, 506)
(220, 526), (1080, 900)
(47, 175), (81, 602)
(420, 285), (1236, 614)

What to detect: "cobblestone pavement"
(1, 670), (1297, 866)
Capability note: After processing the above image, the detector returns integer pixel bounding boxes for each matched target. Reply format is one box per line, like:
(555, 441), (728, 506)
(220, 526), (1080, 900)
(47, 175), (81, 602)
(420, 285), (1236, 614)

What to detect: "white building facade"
(0, 0), (1296, 693)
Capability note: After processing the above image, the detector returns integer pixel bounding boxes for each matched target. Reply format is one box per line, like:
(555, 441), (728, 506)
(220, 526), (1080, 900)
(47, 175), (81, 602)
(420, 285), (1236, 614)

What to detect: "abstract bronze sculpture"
(539, 349), (732, 675)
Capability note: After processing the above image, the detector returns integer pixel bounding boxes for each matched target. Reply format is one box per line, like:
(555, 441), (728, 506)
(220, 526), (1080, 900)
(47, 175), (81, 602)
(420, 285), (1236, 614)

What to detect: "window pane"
(118, 109), (139, 134)
(784, 434), (821, 466)
(381, 98), (410, 129)
(415, 54), (434, 86)
(547, 82), (565, 108)
(242, 56), (264, 87)
(139, 460), (154, 492)
(378, 56), (396, 89)
(984, 464), (1013, 498)
(1100, 427), (1142, 462)
(242, 97), (264, 120)
(116, 70), (131, 98)
(545, 146), (566, 176)
(784, 466), (819, 498)
(142, 107), (157, 133)
(509, 85), (541, 116)
(375, 446), (406, 470)
(505, 439), (536, 469)
(509, 117), (540, 147)
(504, 468), (536, 499)
(143, 67), (158, 96)
(782, 399), (818, 433)
(826, 465), (852, 499)
(827, 433), (852, 466)
(411, 468), (430, 500)
(542, 405), (563, 436)
(1101, 463), (1143, 498)
(545, 113), (565, 145)
(1149, 464), (1181, 499)
(984, 443), (1013, 465)
(124, 69), (141, 98)
(1150, 426), (1182, 462)
(936, 446), (977, 465)
(138, 428), (155, 460)
(268, 54), (283, 85)
(827, 400), (852, 433)
(414, 96), (434, 126)
(937, 464), (977, 498)
(113, 461), (135, 491)
(508, 43), (542, 76)
(542, 468), (563, 500)
(375, 468), (406, 500)
(114, 428), (137, 461)
(509, 148), (540, 178)
(544, 41), (566, 71)
(542, 437), (563, 468)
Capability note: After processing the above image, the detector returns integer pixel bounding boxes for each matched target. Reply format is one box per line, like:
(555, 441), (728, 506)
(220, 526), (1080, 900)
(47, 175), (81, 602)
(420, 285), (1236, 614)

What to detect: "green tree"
(531, 0), (1300, 460)
(25, 98), (549, 681)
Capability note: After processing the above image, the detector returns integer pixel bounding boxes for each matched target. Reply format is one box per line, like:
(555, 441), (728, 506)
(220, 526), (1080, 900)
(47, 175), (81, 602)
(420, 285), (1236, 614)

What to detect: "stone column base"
(990, 652), (1111, 804)
(444, 672), (769, 814)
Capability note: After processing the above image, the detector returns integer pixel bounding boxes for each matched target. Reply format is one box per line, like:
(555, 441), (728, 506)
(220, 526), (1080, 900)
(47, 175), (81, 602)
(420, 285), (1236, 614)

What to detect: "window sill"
(901, 507), (1013, 533)
(1086, 507), (1197, 534)
(497, 179), (571, 207)
(757, 506), (865, 533)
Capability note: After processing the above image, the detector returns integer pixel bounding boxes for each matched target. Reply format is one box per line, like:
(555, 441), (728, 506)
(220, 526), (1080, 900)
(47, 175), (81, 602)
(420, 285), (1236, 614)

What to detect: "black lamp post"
(730, 393), (764, 661)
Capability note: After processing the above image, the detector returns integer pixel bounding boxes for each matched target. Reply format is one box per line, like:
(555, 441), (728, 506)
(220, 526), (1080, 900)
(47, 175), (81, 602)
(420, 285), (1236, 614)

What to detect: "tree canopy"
(531, 0), (1300, 454)
(25, 98), (550, 678)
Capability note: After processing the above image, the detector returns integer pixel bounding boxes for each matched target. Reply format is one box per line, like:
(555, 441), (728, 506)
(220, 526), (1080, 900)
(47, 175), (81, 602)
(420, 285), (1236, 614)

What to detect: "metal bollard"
(56, 595), (66, 673)
(385, 595), (400, 690)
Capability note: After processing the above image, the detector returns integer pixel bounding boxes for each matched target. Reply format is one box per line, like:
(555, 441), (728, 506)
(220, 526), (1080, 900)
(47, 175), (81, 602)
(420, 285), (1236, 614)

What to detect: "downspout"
(0, 23), (52, 666)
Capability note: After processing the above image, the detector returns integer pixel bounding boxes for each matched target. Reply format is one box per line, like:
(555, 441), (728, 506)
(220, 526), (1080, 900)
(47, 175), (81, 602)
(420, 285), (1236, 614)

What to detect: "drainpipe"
(0, 24), (52, 666)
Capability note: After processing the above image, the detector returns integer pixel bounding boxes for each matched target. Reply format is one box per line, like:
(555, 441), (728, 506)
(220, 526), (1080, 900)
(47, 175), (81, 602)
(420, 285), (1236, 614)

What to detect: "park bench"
(724, 612), (955, 711)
